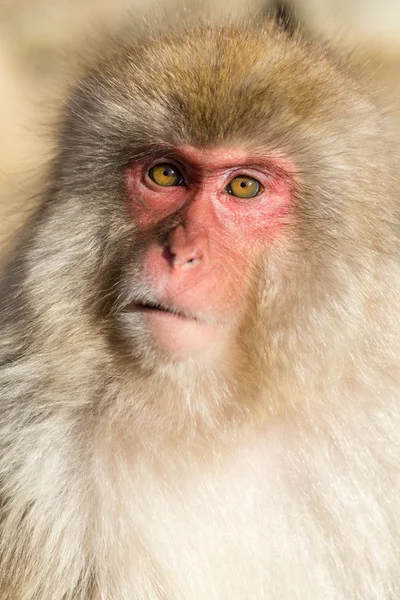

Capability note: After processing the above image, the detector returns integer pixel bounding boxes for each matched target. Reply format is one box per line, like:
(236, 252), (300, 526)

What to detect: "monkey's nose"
(166, 226), (207, 268)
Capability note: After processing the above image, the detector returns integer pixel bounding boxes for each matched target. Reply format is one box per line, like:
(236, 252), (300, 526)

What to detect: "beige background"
(0, 0), (399, 254)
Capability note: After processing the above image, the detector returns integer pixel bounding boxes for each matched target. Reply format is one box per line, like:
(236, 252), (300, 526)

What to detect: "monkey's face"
(113, 145), (292, 362)
(52, 24), (387, 372)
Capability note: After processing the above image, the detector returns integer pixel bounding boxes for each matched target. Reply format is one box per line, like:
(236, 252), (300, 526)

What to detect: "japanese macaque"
(0, 10), (399, 600)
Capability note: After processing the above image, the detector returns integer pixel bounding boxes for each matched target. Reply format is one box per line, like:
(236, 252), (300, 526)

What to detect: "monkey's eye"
(227, 176), (262, 199)
(148, 164), (184, 187)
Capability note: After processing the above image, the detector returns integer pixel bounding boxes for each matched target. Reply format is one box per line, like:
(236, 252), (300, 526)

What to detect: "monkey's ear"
(270, 1), (301, 36)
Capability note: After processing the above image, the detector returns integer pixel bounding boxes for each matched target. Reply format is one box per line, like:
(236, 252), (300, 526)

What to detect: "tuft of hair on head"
(268, 1), (301, 36)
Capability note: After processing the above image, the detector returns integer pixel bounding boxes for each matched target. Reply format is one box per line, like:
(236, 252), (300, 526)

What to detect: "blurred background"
(0, 0), (399, 254)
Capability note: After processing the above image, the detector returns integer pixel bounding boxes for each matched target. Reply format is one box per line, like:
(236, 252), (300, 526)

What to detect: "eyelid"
(147, 157), (187, 174)
(223, 166), (270, 184)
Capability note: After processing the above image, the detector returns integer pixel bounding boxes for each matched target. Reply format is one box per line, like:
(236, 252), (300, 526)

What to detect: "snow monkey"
(0, 8), (399, 600)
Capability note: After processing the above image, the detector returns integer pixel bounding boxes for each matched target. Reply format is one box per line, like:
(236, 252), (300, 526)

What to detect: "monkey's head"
(24, 22), (396, 382)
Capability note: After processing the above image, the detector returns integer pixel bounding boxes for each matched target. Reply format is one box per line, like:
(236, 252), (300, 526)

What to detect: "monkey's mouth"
(127, 301), (189, 319)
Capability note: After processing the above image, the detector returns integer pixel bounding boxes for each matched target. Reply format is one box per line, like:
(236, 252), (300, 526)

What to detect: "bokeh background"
(0, 0), (399, 255)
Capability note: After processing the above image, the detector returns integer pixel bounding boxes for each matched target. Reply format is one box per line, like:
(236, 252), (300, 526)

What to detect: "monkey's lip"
(124, 301), (222, 326)
(125, 301), (194, 320)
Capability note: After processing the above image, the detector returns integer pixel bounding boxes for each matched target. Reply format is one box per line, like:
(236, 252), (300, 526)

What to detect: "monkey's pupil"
(240, 182), (247, 188)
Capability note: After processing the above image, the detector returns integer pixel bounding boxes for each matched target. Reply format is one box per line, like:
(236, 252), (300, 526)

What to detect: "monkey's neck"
(99, 351), (263, 453)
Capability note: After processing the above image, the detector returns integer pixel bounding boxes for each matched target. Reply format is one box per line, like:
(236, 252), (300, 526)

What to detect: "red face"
(124, 146), (293, 360)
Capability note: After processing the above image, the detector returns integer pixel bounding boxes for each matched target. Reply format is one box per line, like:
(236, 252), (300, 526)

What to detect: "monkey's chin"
(142, 308), (228, 361)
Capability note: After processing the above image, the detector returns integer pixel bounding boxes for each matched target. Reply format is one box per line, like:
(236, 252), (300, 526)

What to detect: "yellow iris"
(148, 164), (183, 187)
(228, 176), (261, 199)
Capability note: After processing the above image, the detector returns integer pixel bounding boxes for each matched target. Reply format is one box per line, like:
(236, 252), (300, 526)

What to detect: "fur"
(0, 18), (399, 600)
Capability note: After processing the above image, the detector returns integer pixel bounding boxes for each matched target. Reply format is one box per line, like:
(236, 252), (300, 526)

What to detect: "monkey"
(0, 9), (399, 600)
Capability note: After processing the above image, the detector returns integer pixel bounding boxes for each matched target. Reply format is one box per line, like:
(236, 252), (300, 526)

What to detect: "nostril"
(162, 246), (201, 267)
(162, 246), (175, 266)
(172, 253), (202, 268)
(184, 256), (201, 268)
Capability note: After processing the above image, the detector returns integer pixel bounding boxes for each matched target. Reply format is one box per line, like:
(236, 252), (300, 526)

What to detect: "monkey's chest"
(94, 435), (367, 600)
(97, 445), (291, 599)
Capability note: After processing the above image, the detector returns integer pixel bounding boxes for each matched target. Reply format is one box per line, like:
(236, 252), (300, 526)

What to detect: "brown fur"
(0, 17), (399, 600)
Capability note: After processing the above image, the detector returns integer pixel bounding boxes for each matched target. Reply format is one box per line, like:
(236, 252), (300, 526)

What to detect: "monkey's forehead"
(72, 23), (375, 153)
